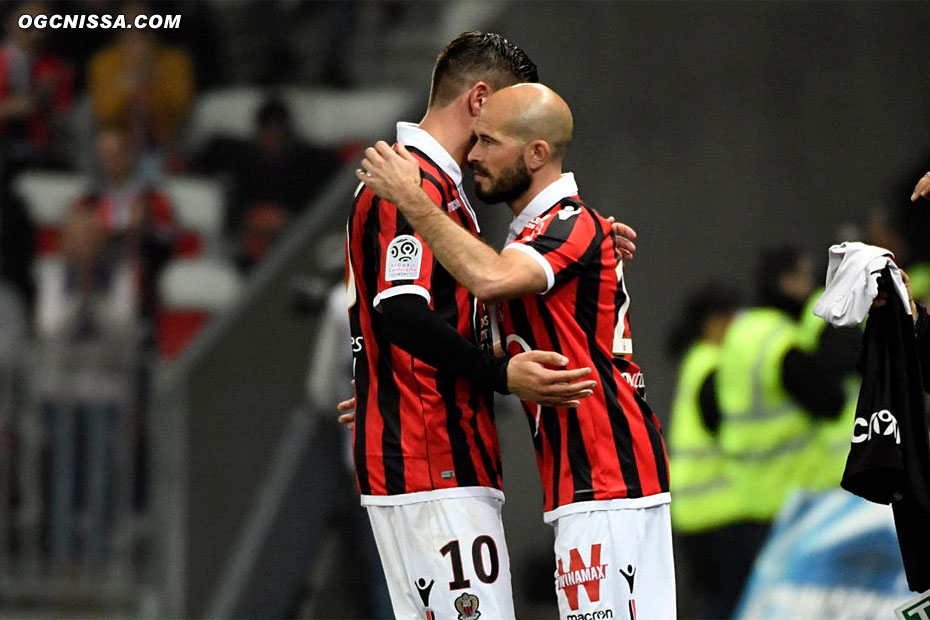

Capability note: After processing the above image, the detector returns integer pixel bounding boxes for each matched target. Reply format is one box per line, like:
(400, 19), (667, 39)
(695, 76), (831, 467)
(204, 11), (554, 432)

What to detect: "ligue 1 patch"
(385, 235), (422, 281)
(447, 198), (461, 213)
(453, 592), (480, 620)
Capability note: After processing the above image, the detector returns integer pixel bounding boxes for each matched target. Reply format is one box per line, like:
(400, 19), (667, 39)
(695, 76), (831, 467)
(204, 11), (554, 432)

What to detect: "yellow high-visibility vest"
(669, 341), (743, 533)
(716, 308), (814, 521)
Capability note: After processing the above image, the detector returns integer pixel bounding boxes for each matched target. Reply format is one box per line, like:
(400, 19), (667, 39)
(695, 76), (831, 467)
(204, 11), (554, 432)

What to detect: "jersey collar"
(506, 173), (578, 243)
(396, 122), (463, 187)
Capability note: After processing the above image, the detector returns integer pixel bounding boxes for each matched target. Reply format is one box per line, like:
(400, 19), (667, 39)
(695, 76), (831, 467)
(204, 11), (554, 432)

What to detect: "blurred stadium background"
(0, 1), (928, 618)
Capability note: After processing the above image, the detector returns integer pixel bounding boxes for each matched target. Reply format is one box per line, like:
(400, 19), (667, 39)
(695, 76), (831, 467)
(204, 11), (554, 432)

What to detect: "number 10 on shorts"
(440, 536), (500, 589)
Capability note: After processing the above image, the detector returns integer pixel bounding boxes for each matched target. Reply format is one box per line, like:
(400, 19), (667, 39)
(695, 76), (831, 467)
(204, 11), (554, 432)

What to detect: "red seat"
(35, 227), (62, 255)
(155, 257), (242, 359)
(156, 309), (210, 358)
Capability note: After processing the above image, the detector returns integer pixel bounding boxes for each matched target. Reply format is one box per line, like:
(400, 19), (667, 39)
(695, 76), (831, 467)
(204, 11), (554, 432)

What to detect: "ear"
(523, 139), (551, 172)
(467, 82), (491, 117)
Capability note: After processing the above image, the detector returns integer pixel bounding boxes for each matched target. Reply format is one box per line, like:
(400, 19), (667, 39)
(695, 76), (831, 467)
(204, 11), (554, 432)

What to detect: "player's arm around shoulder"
(358, 141), (547, 303)
(478, 248), (549, 304)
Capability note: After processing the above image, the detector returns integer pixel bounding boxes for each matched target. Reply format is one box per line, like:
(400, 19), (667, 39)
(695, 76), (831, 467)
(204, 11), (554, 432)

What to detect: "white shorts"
(364, 488), (515, 620)
(550, 501), (676, 620)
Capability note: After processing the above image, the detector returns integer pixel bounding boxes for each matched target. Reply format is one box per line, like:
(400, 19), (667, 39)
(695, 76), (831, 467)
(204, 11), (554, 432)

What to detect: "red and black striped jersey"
(498, 173), (670, 517)
(346, 122), (503, 500)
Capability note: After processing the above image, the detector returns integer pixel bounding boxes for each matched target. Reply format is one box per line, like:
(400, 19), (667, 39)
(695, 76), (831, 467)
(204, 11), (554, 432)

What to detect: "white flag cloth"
(812, 241), (911, 327)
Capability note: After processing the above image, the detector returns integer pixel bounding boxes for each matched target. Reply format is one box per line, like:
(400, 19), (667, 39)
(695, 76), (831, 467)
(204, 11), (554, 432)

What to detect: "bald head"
(482, 83), (573, 160)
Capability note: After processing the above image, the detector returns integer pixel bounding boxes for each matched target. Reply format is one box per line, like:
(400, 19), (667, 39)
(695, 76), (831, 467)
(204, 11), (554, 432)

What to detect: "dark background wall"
(479, 1), (930, 425)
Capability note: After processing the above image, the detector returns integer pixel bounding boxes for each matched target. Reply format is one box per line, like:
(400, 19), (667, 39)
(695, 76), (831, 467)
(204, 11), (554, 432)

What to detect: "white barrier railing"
(0, 336), (154, 614)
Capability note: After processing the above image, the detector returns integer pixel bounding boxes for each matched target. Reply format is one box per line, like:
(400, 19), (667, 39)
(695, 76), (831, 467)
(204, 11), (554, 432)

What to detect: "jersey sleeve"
(504, 204), (602, 294)
(372, 179), (445, 309)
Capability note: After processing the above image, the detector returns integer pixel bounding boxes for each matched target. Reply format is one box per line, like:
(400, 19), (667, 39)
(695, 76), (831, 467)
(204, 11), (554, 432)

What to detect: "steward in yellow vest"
(666, 284), (741, 620)
(669, 287), (741, 534)
(710, 249), (857, 616)
(717, 250), (858, 521)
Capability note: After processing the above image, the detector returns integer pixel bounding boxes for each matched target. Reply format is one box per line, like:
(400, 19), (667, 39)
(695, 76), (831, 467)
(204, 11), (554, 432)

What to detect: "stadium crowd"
(0, 0), (368, 609)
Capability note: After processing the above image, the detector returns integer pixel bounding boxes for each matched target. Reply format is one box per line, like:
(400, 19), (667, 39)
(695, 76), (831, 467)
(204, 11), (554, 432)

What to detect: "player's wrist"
(496, 356), (511, 395)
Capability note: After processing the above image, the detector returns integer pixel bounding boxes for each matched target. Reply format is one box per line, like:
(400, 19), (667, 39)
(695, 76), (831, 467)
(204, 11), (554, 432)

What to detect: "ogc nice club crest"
(454, 592), (480, 620)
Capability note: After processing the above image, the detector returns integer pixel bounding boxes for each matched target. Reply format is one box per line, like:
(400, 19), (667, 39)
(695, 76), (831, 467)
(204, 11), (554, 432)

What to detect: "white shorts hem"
(543, 492), (671, 523)
(361, 486), (505, 507)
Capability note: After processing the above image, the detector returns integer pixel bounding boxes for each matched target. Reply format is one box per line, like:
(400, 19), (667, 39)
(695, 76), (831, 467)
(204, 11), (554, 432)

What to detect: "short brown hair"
(428, 31), (538, 108)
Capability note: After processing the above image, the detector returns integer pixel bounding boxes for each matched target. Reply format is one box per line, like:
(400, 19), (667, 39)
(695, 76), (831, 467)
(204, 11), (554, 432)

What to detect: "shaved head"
(481, 83), (573, 159)
(469, 83), (574, 209)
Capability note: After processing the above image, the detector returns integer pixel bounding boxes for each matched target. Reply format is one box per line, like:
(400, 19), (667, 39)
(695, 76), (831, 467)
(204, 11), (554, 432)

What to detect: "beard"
(473, 157), (532, 205)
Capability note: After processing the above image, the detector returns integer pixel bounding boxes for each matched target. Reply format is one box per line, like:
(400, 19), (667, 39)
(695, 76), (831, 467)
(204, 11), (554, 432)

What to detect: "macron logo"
(851, 409), (900, 445)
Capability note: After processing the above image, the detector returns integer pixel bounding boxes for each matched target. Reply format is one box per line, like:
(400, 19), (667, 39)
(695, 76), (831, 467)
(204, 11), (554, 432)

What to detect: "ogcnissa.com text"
(19, 13), (181, 30)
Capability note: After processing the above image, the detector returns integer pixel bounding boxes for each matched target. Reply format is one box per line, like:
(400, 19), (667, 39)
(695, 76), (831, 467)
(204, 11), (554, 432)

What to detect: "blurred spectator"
(39, 127), (175, 339)
(193, 98), (341, 272)
(88, 1), (193, 177)
(708, 247), (860, 616)
(666, 283), (741, 620)
(30, 127), (175, 565)
(0, 1), (74, 171)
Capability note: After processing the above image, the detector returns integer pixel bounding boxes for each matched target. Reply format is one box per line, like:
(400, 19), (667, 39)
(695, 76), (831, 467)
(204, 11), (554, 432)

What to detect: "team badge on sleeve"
(386, 235), (423, 281)
(453, 592), (481, 619)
